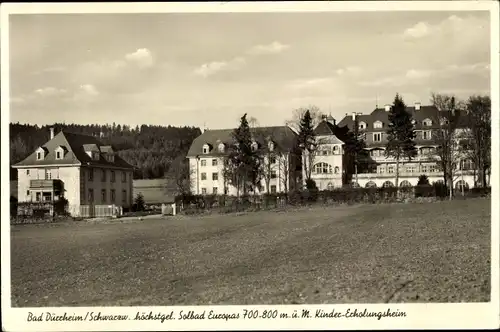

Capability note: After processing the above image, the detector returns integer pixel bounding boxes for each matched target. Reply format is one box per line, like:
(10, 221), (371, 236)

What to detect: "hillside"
(9, 123), (201, 180)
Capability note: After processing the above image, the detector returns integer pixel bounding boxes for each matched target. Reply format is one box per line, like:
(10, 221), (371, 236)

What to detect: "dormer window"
(218, 143), (225, 153)
(35, 147), (47, 160)
(358, 121), (366, 130)
(202, 144), (210, 154)
(55, 146), (67, 160)
(373, 121), (383, 129)
(251, 141), (259, 152)
(423, 118), (433, 126)
(92, 152), (100, 160)
(440, 119), (449, 126)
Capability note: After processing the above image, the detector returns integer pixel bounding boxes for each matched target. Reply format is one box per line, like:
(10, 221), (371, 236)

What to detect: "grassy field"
(10, 198), (490, 306)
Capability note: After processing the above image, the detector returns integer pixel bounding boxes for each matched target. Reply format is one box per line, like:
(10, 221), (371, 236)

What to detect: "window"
(314, 162), (332, 174)
(26, 190), (30, 196)
(218, 143), (225, 153)
(334, 166), (340, 174)
(122, 190), (127, 203)
(212, 172), (218, 181)
(88, 169), (94, 182)
(371, 149), (384, 157)
(111, 171), (115, 183)
(201, 188), (207, 195)
(373, 133), (383, 142)
(88, 189), (94, 202)
(26, 170), (30, 176)
(45, 169), (52, 180)
(37, 152), (42, 160)
(461, 159), (474, 170)
(322, 150), (329, 156)
(202, 144), (210, 154)
(101, 189), (106, 203)
(201, 172), (207, 180)
(271, 170), (277, 179)
(373, 121), (383, 129)
(201, 160), (207, 167)
(36, 192), (41, 201)
(251, 141), (258, 151)
(406, 166), (415, 173)
(101, 169), (107, 182)
(421, 165), (428, 173)
(122, 171), (126, 182)
(333, 145), (339, 154)
(440, 119), (449, 126)
(423, 118), (433, 126)
(359, 121), (366, 130)
(268, 141), (275, 152)
(270, 185), (277, 194)
(213, 187), (218, 194)
(400, 180), (412, 187)
(422, 131), (432, 140)
(212, 159), (218, 166)
(269, 156), (276, 164)
(110, 189), (116, 203)
(388, 166), (394, 173)
(377, 165), (385, 174)
(56, 151), (61, 159)
(365, 181), (377, 188)
(382, 181), (394, 188)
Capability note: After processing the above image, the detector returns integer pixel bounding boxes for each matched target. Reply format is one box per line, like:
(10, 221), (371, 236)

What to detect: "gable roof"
(186, 126), (298, 157)
(337, 105), (471, 131)
(13, 131), (134, 169)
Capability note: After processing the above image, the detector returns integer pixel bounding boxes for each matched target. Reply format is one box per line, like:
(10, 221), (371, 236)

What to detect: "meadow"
(10, 198), (490, 306)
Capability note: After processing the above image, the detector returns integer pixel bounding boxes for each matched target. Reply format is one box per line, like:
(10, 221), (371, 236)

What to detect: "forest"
(9, 123), (201, 180)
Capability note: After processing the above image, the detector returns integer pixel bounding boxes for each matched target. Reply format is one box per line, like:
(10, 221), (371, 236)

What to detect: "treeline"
(9, 123), (202, 180)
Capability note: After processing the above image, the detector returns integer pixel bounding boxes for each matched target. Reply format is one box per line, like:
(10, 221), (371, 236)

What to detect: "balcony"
(30, 179), (63, 191)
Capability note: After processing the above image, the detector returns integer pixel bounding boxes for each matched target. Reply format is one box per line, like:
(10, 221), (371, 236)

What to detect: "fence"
(78, 204), (123, 218)
(174, 186), (490, 215)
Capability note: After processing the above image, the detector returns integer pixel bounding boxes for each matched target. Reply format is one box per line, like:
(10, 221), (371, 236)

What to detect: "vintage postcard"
(1, 1), (498, 331)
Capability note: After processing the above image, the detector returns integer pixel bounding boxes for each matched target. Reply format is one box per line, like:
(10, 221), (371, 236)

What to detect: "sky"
(9, 11), (491, 129)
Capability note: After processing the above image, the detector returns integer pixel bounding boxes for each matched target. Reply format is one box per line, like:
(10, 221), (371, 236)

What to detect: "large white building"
(186, 126), (301, 195)
(13, 129), (134, 216)
(314, 102), (480, 190)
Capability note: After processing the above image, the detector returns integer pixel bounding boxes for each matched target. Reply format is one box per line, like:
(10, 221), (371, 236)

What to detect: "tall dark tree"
(466, 95), (491, 187)
(343, 115), (368, 185)
(297, 109), (316, 182)
(385, 94), (417, 189)
(227, 114), (262, 197)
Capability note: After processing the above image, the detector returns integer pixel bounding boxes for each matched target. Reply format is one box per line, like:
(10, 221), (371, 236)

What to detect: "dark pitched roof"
(186, 126), (298, 157)
(314, 120), (351, 141)
(13, 131), (134, 169)
(337, 105), (471, 131)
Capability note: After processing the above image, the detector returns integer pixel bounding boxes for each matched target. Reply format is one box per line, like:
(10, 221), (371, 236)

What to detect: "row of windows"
(200, 185), (278, 195)
(376, 165), (439, 174)
(363, 180), (468, 189)
(88, 188), (128, 204)
(201, 170), (278, 181)
(358, 118), (446, 130)
(370, 146), (436, 157)
(202, 142), (275, 154)
(370, 130), (432, 142)
(87, 169), (128, 183)
(200, 157), (277, 166)
(313, 163), (340, 175)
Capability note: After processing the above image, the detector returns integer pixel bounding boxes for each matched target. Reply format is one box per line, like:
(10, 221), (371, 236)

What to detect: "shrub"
(417, 174), (430, 186)
(133, 193), (145, 212)
(432, 181), (448, 198)
(415, 184), (434, 197)
(10, 196), (18, 217)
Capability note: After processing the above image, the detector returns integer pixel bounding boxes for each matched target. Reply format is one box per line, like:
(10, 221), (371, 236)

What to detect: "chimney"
(415, 102), (421, 111)
(49, 127), (55, 140)
(351, 112), (356, 121)
(384, 104), (391, 111)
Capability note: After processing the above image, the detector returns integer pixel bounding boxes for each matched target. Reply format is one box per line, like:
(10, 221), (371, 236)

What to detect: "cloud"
(33, 66), (67, 75)
(336, 66), (362, 76)
(287, 77), (335, 90)
(405, 69), (433, 79)
(124, 48), (154, 68)
(403, 14), (485, 41)
(79, 84), (99, 95)
(194, 57), (246, 78)
(34, 87), (67, 97)
(404, 22), (431, 39)
(247, 41), (290, 55)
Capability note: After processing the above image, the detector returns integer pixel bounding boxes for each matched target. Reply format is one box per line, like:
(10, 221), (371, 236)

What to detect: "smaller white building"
(186, 126), (301, 195)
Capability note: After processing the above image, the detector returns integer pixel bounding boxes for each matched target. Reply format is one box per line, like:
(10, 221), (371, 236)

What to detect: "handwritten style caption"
(27, 308), (407, 323)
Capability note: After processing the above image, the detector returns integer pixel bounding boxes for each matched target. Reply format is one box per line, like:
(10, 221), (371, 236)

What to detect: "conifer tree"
(385, 94), (417, 189)
(297, 110), (316, 182)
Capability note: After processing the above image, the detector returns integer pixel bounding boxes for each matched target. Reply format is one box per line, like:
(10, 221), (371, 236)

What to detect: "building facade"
(13, 129), (134, 216)
(186, 126), (301, 195)
(313, 102), (478, 190)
